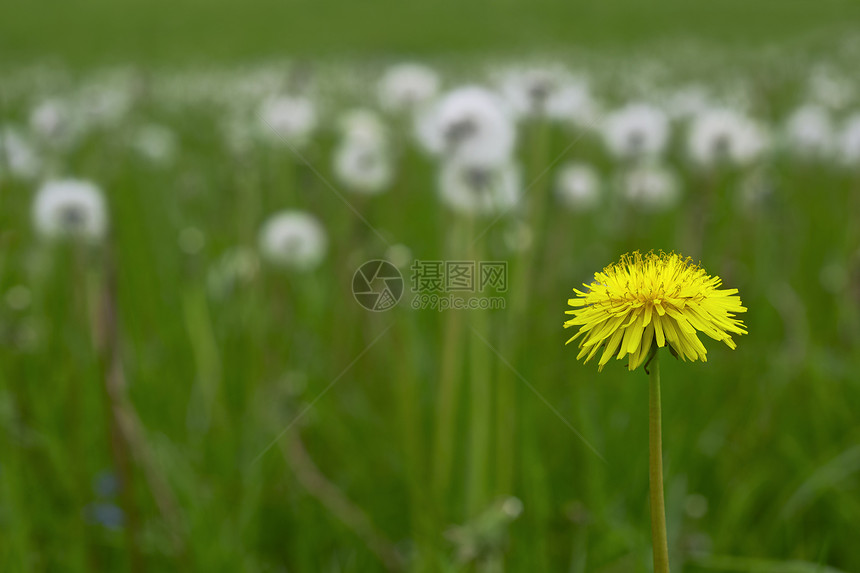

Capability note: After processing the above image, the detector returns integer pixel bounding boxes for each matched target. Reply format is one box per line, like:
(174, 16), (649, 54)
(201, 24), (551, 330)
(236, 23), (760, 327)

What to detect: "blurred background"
(2, 1), (860, 572)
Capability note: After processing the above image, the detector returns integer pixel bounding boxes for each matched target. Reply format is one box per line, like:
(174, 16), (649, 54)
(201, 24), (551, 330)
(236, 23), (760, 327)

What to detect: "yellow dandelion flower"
(564, 251), (747, 371)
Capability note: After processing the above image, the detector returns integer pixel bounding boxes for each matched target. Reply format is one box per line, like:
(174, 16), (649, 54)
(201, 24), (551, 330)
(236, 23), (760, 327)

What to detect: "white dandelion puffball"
(338, 109), (388, 147)
(499, 67), (590, 120)
(619, 163), (680, 211)
(258, 96), (317, 146)
(384, 243), (413, 269)
(334, 110), (394, 194)
(838, 113), (860, 165)
(378, 64), (440, 113)
(333, 139), (394, 195)
(808, 66), (855, 111)
(417, 86), (516, 168)
(259, 211), (327, 271)
(664, 85), (712, 121)
(438, 160), (521, 216)
(555, 163), (601, 211)
(33, 179), (107, 241)
(131, 124), (179, 166)
(601, 103), (670, 161)
(688, 108), (768, 168)
(29, 98), (69, 137)
(784, 105), (834, 159)
(1, 128), (42, 180)
(76, 84), (134, 129)
(550, 80), (600, 127)
(29, 98), (84, 149)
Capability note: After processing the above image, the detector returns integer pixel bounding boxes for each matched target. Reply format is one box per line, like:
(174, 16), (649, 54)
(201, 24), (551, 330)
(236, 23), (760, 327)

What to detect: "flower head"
(601, 103), (670, 161)
(130, 124), (179, 166)
(416, 86), (515, 168)
(838, 113), (860, 165)
(687, 108), (768, 168)
(334, 139), (394, 195)
(438, 160), (521, 216)
(497, 66), (592, 121)
(258, 95), (317, 146)
(1, 128), (42, 180)
(32, 179), (107, 241)
(30, 98), (84, 150)
(564, 251), (747, 371)
(555, 162), (601, 211)
(783, 104), (834, 159)
(337, 109), (388, 146)
(258, 211), (327, 271)
(334, 110), (394, 194)
(664, 85), (712, 121)
(618, 162), (680, 211)
(499, 67), (561, 117)
(378, 64), (440, 113)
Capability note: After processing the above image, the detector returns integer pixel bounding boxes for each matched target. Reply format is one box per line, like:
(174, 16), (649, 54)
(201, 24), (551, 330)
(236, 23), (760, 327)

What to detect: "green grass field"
(2, 3), (860, 572)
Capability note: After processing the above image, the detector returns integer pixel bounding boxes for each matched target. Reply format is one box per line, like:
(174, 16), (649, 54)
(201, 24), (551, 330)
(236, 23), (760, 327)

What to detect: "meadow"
(1, 11), (860, 573)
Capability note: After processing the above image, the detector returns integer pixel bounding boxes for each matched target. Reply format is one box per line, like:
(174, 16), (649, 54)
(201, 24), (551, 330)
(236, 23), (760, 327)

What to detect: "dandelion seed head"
(688, 108), (768, 168)
(384, 244), (413, 269)
(333, 109), (394, 194)
(564, 251), (747, 371)
(338, 109), (388, 146)
(258, 95), (317, 146)
(619, 163), (680, 211)
(378, 64), (440, 113)
(498, 66), (579, 119)
(0, 128), (42, 180)
(259, 211), (327, 271)
(838, 113), (860, 165)
(131, 124), (179, 166)
(76, 83), (134, 129)
(438, 160), (521, 216)
(601, 103), (670, 160)
(501, 497), (524, 519)
(32, 179), (107, 241)
(784, 104), (834, 159)
(808, 66), (855, 110)
(29, 98), (84, 149)
(555, 162), (601, 211)
(333, 139), (394, 195)
(418, 87), (515, 167)
(664, 85), (712, 121)
(30, 98), (69, 138)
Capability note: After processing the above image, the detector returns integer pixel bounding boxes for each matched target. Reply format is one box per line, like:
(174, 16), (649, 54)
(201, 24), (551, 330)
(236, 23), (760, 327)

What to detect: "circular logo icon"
(352, 260), (404, 312)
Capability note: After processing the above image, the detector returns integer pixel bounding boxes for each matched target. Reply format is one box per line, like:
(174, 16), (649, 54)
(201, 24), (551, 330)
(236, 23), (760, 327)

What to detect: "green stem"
(648, 351), (670, 573)
(432, 217), (469, 507)
(467, 287), (491, 518)
(182, 285), (224, 440)
(394, 317), (434, 571)
(432, 302), (464, 502)
(465, 216), (491, 517)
